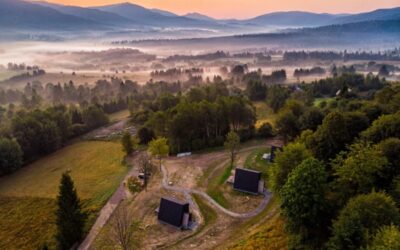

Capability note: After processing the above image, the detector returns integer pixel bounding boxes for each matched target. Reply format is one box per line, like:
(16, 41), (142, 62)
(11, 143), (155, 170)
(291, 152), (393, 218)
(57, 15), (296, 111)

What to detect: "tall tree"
(224, 131), (240, 167)
(280, 158), (328, 246)
(56, 172), (86, 250)
(148, 137), (169, 171)
(121, 131), (134, 156)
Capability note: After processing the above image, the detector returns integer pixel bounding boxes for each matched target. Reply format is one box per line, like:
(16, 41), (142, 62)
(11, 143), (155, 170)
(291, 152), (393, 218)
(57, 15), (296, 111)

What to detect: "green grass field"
(0, 141), (129, 249)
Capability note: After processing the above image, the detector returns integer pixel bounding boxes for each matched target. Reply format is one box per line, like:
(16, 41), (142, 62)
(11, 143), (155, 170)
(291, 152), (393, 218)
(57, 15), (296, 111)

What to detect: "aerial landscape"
(1, 0), (400, 249)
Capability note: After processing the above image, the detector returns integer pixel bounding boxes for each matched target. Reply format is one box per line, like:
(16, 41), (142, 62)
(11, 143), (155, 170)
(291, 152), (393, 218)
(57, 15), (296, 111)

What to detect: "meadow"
(0, 141), (128, 249)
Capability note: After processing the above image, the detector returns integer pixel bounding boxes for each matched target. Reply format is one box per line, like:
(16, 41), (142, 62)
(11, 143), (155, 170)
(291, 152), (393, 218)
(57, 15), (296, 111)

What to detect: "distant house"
(157, 197), (191, 229)
(233, 168), (264, 194)
(269, 146), (283, 163)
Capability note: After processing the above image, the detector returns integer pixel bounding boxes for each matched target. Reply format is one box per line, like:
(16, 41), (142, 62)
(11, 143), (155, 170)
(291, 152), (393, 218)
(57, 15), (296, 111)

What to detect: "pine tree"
(56, 172), (86, 250)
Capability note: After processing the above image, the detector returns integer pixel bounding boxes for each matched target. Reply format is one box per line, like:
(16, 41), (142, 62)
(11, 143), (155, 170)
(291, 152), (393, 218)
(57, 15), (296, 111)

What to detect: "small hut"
(157, 197), (191, 229)
(233, 168), (264, 194)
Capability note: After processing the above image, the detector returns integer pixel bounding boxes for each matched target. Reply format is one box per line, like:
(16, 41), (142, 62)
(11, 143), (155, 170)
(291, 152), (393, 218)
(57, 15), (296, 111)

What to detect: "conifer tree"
(55, 172), (86, 250)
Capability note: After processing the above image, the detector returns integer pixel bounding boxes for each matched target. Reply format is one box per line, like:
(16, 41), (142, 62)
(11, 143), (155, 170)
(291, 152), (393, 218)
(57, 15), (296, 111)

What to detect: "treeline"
(267, 77), (400, 248)
(304, 72), (386, 98)
(132, 81), (261, 153)
(293, 66), (326, 77)
(163, 50), (272, 62)
(284, 50), (400, 61)
(150, 67), (204, 78)
(0, 104), (109, 176)
(6, 62), (41, 71)
(0, 70), (46, 85)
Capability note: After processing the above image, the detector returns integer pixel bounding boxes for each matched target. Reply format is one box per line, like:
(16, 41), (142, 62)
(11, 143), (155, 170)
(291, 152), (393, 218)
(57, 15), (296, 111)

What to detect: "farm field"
(0, 141), (128, 249)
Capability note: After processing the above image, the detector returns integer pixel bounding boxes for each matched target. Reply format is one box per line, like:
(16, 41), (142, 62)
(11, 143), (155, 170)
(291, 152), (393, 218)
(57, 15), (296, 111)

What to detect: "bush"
(126, 177), (142, 194)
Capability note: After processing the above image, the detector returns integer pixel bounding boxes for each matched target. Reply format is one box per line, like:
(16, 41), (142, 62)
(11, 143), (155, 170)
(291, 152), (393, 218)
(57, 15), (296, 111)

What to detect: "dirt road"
(78, 155), (140, 250)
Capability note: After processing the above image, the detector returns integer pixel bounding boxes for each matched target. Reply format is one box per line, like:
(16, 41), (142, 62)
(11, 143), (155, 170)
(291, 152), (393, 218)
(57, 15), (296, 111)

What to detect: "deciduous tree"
(224, 131), (240, 167)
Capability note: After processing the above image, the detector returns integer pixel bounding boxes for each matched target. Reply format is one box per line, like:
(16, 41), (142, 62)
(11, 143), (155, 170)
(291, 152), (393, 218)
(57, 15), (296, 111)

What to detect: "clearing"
(92, 141), (283, 249)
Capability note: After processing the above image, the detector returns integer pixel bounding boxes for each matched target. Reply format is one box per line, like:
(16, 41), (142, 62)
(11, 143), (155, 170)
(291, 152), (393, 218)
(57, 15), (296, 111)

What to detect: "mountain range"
(0, 0), (399, 40)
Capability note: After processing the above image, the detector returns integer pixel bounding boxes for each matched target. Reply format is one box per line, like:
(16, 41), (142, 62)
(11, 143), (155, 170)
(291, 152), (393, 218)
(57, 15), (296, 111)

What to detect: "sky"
(44, 0), (400, 19)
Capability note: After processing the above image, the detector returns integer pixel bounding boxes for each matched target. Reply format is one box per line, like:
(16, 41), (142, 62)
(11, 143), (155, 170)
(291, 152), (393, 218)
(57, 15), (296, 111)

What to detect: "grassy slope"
(225, 149), (288, 249)
(229, 201), (288, 250)
(0, 141), (128, 249)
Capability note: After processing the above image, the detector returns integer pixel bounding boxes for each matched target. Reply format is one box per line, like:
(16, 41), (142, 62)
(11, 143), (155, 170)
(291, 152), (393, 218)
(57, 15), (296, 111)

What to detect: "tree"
(378, 65), (390, 77)
(268, 142), (311, 193)
(361, 113), (400, 143)
(280, 158), (327, 246)
(307, 111), (350, 161)
(275, 109), (299, 141)
(56, 172), (86, 250)
(376, 138), (400, 188)
(257, 122), (274, 138)
(224, 131), (240, 167)
(333, 142), (389, 201)
(148, 137), (169, 171)
(328, 192), (400, 250)
(299, 107), (324, 131)
(0, 138), (23, 176)
(121, 131), (134, 156)
(366, 225), (400, 250)
(137, 126), (155, 144)
(266, 85), (290, 113)
(82, 105), (109, 130)
(138, 154), (153, 191)
(107, 204), (138, 250)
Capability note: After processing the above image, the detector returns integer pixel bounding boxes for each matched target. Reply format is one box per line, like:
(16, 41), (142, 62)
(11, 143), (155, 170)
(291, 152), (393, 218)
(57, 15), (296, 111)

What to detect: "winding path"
(161, 164), (271, 218)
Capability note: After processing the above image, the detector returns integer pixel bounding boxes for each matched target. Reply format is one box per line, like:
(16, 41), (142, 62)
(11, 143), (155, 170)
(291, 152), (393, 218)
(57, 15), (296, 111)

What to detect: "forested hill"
(301, 19), (400, 34)
(130, 19), (400, 50)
